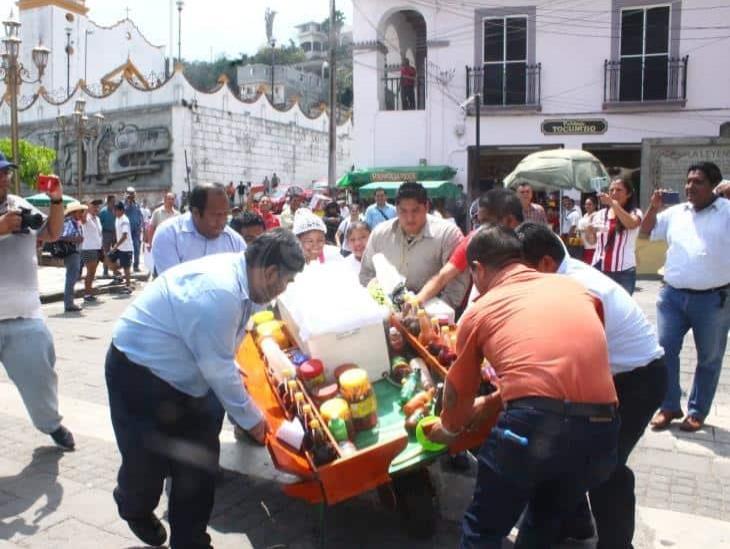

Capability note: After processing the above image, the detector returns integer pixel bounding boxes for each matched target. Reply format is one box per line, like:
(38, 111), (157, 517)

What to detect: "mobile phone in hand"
(660, 190), (680, 205)
(38, 174), (60, 194)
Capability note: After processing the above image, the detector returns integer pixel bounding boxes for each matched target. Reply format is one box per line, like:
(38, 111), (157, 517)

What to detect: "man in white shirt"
(560, 196), (581, 237)
(516, 221), (665, 549)
(80, 199), (104, 302)
(106, 202), (134, 294)
(641, 161), (730, 432)
(0, 156), (75, 451)
(146, 192), (179, 250)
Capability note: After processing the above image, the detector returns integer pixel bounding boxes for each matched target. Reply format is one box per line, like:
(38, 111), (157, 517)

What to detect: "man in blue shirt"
(99, 194), (116, 277)
(364, 187), (397, 229)
(152, 183), (245, 275)
(106, 229), (305, 548)
(124, 187), (144, 272)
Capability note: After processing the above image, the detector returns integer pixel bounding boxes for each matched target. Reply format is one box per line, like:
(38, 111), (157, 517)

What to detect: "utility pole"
(176, 1), (184, 64)
(265, 8), (277, 105)
(327, 0), (337, 189)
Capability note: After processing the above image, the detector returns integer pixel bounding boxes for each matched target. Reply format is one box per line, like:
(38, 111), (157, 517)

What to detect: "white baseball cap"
(126, 186), (136, 194)
(292, 208), (326, 236)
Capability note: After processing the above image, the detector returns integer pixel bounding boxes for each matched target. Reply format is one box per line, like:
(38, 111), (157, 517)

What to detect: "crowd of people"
(1, 152), (728, 548)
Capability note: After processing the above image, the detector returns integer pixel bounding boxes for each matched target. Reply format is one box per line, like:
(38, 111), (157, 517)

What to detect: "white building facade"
(352, 0), (730, 205)
(15, 0), (167, 99)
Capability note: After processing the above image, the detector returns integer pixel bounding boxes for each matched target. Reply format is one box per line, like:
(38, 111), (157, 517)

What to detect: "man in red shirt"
(415, 188), (523, 308)
(257, 195), (280, 230)
(400, 58), (417, 110)
(426, 225), (619, 548)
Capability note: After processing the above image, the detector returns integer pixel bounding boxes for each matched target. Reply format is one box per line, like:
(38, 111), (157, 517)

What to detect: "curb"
(40, 273), (150, 304)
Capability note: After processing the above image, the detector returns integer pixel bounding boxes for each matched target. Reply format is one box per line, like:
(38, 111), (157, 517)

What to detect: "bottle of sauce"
(309, 420), (338, 466)
(284, 380), (298, 416)
(418, 309), (436, 346)
(339, 368), (378, 431)
(388, 327), (405, 354)
(294, 392), (306, 420)
(301, 404), (314, 431)
(410, 358), (434, 391)
(399, 368), (420, 405)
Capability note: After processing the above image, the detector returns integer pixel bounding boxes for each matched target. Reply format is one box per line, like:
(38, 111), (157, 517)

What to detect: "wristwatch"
(50, 198), (63, 205)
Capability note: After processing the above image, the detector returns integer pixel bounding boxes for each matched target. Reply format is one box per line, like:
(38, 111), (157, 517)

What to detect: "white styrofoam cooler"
(277, 296), (391, 383)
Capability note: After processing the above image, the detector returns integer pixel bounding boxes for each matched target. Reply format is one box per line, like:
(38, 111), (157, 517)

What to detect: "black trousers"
(105, 344), (224, 549)
(573, 358), (667, 549)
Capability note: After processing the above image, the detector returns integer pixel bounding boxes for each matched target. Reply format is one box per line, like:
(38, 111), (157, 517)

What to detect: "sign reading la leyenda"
(541, 119), (608, 135)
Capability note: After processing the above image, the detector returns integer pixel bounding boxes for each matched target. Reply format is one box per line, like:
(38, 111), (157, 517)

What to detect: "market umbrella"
(503, 149), (608, 192)
(24, 193), (77, 207)
(358, 180), (460, 200)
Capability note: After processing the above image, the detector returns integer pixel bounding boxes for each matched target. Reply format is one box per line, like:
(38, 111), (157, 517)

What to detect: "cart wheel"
(392, 468), (438, 540)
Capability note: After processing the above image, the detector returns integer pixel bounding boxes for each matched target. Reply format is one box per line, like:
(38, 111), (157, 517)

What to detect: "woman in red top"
(257, 196), (280, 230)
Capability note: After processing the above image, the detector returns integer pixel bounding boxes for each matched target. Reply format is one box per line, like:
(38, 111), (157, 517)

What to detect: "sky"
(0, 0), (353, 61)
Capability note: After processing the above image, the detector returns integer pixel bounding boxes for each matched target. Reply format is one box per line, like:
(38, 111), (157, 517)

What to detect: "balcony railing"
(604, 55), (688, 104)
(382, 76), (426, 111)
(466, 64), (541, 108)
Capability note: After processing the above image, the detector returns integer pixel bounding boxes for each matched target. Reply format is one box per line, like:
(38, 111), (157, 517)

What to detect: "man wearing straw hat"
(59, 201), (87, 312)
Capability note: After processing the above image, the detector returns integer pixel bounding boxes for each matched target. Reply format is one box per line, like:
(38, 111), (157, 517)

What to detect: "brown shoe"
(679, 415), (704, 432)
(650, 410), (683, 431)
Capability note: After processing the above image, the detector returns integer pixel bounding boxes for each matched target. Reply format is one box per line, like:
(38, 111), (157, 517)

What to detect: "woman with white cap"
(60, 202), (87, 312)
(292, 208), (342, 264)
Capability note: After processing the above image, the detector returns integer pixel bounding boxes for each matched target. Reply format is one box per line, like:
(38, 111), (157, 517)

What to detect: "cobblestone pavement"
(0, 279), (728, 548)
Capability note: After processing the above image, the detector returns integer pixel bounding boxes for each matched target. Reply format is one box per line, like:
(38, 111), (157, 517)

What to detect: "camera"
(18, 207), (44, 232)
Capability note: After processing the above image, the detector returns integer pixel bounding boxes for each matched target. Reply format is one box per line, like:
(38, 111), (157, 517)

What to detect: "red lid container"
(314, 383), (339, 406)
(299, 359), (325, 381)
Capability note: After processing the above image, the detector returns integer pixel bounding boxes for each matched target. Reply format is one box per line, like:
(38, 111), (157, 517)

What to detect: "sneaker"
(83, 295), (98, 302)
(112, 276), (124, 284)
(50, 425), (75, 451)
(120, 287), (133, 294)
(64, 305), (82, 313)
(126, 514), (167, 547)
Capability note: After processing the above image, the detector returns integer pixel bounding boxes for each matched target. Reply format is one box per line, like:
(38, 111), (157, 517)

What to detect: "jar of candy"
(255, 320), (289, 348)
(339, 368), (378, 431)
(298, 359), (326, 392)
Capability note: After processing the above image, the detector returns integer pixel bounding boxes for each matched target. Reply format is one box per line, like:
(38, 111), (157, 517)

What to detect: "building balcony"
(465, 64), (541, 112)
(603, 56), (688, 110)
(382, 76), (426, 111)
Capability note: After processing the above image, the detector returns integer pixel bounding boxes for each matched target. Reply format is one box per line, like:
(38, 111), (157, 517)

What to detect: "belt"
(669, 283), (730, 294)
(507, 397), (616, 419)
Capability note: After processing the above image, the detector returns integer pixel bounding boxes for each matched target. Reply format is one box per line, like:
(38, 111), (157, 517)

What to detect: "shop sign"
(541, 119), (608, 135)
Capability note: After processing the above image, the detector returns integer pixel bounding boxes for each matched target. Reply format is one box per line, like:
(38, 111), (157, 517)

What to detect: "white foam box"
(277, 296), (391, 382)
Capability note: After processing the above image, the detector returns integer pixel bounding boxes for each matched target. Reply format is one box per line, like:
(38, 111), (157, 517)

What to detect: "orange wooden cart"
(235, 316), (502, 543)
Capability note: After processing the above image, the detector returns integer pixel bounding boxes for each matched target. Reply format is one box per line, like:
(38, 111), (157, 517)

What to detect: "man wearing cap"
(60, 202), (88, 312)
(152, 183), (245, 275)
(124, 187), (144, 272)
(0, 153), (76, 450)
(279, 187), (305, 231)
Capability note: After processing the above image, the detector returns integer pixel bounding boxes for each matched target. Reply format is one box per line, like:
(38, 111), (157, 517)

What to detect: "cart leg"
(318, 502), (326, 549)
(392, 467), (438, 540)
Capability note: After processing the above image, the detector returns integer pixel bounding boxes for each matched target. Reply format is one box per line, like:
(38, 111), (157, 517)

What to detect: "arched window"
(379, 10), (427, 111)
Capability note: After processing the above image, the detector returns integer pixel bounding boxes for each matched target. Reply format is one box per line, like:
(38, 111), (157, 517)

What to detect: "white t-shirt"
(115, 215), (134, 252)
(344, 252), (362, 280)
(559, 257), (664, 374)
(591, 207), (643, 272)
(0, 195), (44, 320)
(577, 212), (597, 250)
(561, 209), (581, 235)
(81, 215), (103, 250)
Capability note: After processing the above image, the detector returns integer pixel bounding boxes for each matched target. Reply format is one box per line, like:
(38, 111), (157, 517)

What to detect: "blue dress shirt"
(152, 212), (246, 275)
(125, 201), (144, 235)
(365, 202), (397, 230)
(112, 252), (263, 429)
(558, 257), (664, 374)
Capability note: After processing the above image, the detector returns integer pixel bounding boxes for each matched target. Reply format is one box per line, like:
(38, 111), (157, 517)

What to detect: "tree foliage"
(0, 138), (56, 189)
(320, 9), (346, 36)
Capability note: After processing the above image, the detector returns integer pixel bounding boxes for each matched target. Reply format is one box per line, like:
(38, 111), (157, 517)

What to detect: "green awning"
(337, 165), (457, 189)
(24, 193), (77, 207)
(358, 180), (459, 200)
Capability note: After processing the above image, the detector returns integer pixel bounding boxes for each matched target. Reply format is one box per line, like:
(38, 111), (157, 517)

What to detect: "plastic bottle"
(405, 407), (427, 434)
(399, 368), (421, 405)
(260, 337), (296, 385)
(328, 417), (349, 442)
(284, 380), (298, 415)
(309, 420), (338, 466)
(410, 358), (434, 391)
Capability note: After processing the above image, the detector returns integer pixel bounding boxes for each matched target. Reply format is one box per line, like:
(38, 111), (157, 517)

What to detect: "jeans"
(106, 345), (221, 549)
(64, 252), (81, 309)
(461, 406), (619, 548)
(559, 359), (667, 549)
(131, 231), (141, 270)
(658, 285), (730, 419)
(605, 268), (637, 296)
(0, 318), (62, 433)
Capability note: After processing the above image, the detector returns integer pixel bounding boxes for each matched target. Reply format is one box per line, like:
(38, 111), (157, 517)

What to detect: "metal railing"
(382, 75), (426, 111)
(604, 55), (688, 103)
(466, 63), (541, 107)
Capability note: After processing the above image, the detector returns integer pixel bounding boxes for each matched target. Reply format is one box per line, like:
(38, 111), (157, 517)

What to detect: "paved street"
(0, 277), (729, 548)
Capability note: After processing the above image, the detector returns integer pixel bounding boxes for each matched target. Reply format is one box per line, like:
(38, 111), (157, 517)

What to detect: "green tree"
(0, 138), (56, 189)
(183, 55), (240, 91)
(250, 40), (305, 65)
(320, 9), (346, 35)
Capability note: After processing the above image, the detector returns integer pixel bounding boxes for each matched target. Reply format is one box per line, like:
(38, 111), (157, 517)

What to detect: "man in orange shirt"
(426, 225), (619, 548)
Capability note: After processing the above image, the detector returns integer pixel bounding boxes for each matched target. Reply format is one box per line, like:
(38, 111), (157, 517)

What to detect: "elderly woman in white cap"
(60, 202), (87, 312)
(292, 208), (342, 264)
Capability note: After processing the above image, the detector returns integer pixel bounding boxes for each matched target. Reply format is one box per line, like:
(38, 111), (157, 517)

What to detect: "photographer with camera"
(0, 153), (75, 451)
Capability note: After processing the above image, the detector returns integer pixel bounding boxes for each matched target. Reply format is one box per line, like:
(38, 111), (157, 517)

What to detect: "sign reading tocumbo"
(541, 119), (608, 135)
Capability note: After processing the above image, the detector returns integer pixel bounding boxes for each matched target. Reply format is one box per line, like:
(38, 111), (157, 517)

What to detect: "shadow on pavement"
(669, 423), (730, 458)
(0, 446), (64, 538)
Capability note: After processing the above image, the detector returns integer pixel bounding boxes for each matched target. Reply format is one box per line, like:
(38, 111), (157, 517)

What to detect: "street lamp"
(57, 99), (104, 199)
(461, 92), (481, 229)
(269, 38), (276, 105)
(65, 26), (73, 96)
(0, 10), (50, 194)
(176, 0), (184, 64)
(84, 28), (94, 82)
